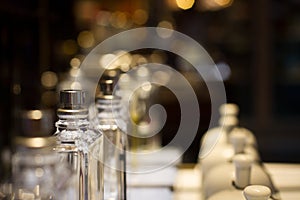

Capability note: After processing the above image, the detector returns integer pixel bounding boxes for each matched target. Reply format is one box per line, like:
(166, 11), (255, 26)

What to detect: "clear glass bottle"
(12, 136), (72, 199)
(95, 80), (127, 200)
(54, 90), (103, 200)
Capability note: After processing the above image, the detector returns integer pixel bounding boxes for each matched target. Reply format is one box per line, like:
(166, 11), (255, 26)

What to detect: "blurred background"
(0, 0), (299, 173)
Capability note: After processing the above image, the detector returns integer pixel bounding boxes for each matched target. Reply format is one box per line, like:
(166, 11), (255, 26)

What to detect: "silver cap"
(60, 90), (85, 109)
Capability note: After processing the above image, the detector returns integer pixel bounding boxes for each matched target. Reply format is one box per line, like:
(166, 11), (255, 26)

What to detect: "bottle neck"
(96, 98), (122, 119)
(55, 113), (90, 135)
(96, 98), (128, 132)
(56, 118), (89, 129)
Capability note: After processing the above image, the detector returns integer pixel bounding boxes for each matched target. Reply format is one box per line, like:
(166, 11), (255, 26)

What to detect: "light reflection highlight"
(77, 31), (95, 48)
(157, 21), (174, 38)
(41, 71), (58, 89)
(133, 9), (148, 25)
(70, 58), (81, 69)
(176, 0), (195, 10)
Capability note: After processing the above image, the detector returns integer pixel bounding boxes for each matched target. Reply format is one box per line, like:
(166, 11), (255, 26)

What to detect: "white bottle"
(200, 128), (260, 177)
(207, 185), (272, 200)
(54, 90), (103, 200)
(203, 154), (280, 200)
(199, 103), (256, 161)
(219, 103), (257, 147)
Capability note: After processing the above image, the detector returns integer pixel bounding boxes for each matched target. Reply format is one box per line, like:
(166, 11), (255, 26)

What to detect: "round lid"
(243, 185), (271, 200)
(60, 89), (85, 109)
(100, 79), (114, 96)
(97, 79), (121, 100)
(219, 103), (239, 116)
(58, 90), (88, 116)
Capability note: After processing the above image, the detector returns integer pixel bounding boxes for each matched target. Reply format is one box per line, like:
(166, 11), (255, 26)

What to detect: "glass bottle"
(12, 136), (72, 199)
(95, 80), (127, 200)
(54, 90), (103, 200)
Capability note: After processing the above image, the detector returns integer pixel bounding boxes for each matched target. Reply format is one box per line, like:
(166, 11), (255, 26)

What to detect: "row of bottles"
(198, 103), (281, 200)
(2, 77), (127, 199)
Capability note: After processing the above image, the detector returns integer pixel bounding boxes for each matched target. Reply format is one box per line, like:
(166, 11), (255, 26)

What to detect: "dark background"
(0, 0), (299, 172)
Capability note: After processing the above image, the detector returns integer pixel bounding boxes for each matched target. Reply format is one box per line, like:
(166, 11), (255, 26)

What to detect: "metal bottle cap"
(60, 90), (85, 109)
(100, 80), (114, 96)
(57, 90), (88, 117)
(219, 103), (239, 116)
(97, 79), (121, 101)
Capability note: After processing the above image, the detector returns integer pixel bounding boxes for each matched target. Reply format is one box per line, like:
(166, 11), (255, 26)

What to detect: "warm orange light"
(41, 71), (58, 89)
(77, 31), (95, 49)
(200, 0), (233, 11)
(215, 0), (232, 6)
(27, 110), (43, 120)
(70, 57), (81, 69)
(110, 12), (129, 29)
(176, 0), (195, 10)
(132, 9), (148, 25)
(157, 21), (174, 38)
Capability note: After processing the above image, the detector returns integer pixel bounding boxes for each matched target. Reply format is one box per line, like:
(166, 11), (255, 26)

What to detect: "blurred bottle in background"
(95, 79), (127, 200)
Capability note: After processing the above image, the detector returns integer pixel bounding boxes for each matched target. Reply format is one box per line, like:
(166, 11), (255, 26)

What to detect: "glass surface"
(12, 141), (72, 199)
(55, 118), (103, 200)
(96, 98), (127, 200)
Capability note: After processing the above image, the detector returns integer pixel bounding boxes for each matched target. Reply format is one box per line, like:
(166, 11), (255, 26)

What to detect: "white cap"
(233, 154), (254, 189)
(243, 185), (271, 200)
(219, 103), (239, 116)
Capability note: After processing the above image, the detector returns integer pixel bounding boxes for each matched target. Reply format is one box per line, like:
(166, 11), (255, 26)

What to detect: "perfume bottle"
(199, 103), (257, 161)
(203, 154), (280, 200)
(10, 109), (73, 199)
(95, 79), (127, 200)
(54, 90), (103, 200)
(12, 136), (72, 199)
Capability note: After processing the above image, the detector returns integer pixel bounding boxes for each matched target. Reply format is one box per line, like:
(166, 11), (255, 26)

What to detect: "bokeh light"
(176, 0), (195, 10)
(70, 57), (81, 69)
(157, 21), (174, 38)
(132, 9), (148, 25)
(77, 31), (95, 48)
(41, 71), (58, 89)
(200, 0), (233, 11)
(26, 110), (43, 120)
(13, 84), (21, 95)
